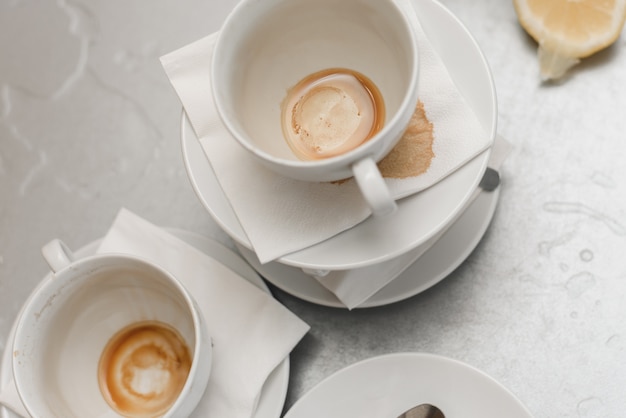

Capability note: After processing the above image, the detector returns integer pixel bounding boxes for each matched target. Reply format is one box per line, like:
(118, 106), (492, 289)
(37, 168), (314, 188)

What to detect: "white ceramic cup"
(12, 239), (212, 418)
(211, 0), (419, 217)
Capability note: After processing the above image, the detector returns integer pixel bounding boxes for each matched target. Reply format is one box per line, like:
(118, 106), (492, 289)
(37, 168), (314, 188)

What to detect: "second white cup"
(212, 0), (419, 216)
(12, 239), (212, 418)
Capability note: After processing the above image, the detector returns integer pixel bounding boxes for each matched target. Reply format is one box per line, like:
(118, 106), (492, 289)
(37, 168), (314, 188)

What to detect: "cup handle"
(352, 157), (397, 217)
(41, 239), (76, 273)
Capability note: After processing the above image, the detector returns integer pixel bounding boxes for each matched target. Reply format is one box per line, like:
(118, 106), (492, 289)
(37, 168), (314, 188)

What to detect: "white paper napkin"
(0, 209), (310, 418)
(160, 0), (491, 264)
(315, 135), (511, 309)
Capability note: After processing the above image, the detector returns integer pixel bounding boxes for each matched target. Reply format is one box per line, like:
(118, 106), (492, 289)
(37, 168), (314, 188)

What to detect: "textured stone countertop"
(1, 0), (625, 417)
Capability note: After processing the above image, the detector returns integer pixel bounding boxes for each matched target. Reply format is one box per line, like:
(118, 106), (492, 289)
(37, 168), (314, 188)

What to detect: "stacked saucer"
(180, 0), (499, 308)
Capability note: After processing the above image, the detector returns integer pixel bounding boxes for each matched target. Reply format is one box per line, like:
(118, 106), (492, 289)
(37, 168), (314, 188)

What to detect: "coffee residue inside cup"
(98, 320), (192, 418)
(281, 68), (385, 160)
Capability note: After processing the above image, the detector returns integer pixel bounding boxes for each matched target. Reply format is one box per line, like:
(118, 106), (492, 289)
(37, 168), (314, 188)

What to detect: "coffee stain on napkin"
(378, 100), (434, 178)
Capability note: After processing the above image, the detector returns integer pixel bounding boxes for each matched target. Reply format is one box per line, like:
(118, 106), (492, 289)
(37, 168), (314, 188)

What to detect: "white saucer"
(238, 185), (500, 308)
(283, 353), (533, 418)
(180, 0), (497, 271)
(0, 230), (288, 418)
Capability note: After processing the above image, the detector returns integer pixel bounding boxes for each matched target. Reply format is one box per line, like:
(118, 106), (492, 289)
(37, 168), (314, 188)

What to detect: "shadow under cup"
(212, 0), (418, 182)
(12, 256), (208, 418)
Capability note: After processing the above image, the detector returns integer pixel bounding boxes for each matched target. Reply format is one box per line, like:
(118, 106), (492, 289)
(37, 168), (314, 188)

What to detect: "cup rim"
(12, 252), (211, 418)
(211, 0), (420, 171)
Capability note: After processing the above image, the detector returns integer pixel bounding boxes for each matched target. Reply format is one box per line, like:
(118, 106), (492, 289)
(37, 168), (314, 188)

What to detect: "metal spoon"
(396, 403), (445, 418)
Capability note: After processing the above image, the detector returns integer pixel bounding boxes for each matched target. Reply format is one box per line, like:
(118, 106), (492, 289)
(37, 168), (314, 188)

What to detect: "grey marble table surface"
(1, 0), (625, 417)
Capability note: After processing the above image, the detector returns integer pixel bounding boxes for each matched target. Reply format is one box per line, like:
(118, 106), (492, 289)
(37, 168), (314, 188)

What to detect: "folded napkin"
(0, 209), (310, 418)
(315, 135), (511, 309)
(160, 0), (491, 263)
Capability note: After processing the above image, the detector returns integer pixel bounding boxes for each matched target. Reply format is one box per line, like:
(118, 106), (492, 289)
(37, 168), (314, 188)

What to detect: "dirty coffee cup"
(12, 239), (211, 418)
(211, 0), (419, 216)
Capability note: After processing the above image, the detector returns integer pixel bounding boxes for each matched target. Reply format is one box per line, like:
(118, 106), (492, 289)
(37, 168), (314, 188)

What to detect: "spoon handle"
(397, 403), (445, 418)
(479, 167), (500, 192)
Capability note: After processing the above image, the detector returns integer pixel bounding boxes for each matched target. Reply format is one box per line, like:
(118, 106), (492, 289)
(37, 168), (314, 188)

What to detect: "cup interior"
(13, 256), (202, 418)
(212, 0), (417, 163)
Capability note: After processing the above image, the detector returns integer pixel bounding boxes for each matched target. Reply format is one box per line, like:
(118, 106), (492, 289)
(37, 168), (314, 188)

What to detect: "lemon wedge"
(513, 0), (626, 80)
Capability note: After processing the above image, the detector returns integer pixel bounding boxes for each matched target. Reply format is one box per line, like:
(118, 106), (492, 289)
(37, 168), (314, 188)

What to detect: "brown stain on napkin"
(378, 100), (434, 179)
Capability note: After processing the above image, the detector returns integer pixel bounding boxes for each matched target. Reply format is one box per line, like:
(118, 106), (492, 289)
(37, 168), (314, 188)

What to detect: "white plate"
(0, 230), (288, 418)
(238, 185), (499, 308)
(180, 0), (497, 270)
(283, 353), (533, 418)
